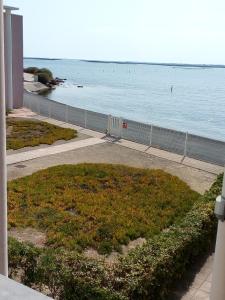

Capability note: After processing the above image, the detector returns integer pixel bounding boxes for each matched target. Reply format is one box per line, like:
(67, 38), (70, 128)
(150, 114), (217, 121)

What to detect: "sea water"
(24, 59), (225, 141)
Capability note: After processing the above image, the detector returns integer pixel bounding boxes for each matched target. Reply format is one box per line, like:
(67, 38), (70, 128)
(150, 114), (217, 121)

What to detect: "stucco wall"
(4, 13), (23, 109)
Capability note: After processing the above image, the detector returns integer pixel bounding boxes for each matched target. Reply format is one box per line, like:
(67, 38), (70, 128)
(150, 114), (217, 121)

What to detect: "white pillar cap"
(3, 6), (19, 13)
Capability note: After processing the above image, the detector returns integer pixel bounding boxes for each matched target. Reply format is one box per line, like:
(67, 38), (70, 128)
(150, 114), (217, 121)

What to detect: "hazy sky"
(4, 0), (225, 64)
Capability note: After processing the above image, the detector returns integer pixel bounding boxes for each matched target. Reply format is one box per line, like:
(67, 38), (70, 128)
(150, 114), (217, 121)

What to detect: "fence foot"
(181, 156), (185, 163)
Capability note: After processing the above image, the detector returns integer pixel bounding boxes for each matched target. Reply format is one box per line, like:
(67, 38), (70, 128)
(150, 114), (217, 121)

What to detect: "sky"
(4, 0), (225, 64)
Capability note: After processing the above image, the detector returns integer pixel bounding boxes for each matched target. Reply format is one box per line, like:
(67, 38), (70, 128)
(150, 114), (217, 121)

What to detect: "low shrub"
(24, 67), (39, 74)
(24, 67), (53, 84)
(8, 174), (222, 299)
(37, 72), (52, 84)
(38, 68), (53, 79)
(7, 118), (77, 150)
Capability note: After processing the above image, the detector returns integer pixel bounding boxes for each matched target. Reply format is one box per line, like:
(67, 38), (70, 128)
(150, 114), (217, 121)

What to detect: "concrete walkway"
(171, 254), (213, 300)
(7, 138), (106, 165)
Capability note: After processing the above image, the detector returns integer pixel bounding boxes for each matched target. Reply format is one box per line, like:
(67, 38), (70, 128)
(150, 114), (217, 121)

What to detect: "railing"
(23, 91), (225, 167)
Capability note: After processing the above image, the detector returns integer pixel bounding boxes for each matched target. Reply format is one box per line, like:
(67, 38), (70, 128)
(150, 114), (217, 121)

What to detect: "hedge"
(8, 174), (222, 300)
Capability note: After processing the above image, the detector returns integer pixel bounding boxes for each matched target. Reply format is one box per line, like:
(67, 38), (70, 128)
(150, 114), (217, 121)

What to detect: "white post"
(149, 125), (153, 147)
(0, 0), (8, 276)
(183, 132), (188, 157)
(84, 110), (87, 128)
(4, 8), (13, 110)
(65, 105), (69, 123)
(37, 98), (40, 114)
(107, 115), (111, 135)
(119, 117), (123, 138)
(210, 173), (225, 300)
(49, 100), (51, 118)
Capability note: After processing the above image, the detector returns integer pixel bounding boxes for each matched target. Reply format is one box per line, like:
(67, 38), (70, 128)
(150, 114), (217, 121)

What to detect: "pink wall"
(4, 13), (23, 109)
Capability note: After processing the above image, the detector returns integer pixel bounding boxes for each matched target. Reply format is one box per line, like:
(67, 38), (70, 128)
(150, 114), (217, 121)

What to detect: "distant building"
(4, 6), (23, 109)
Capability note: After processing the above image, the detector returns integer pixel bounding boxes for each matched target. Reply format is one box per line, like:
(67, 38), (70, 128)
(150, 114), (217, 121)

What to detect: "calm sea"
(24, 58), (225, 141)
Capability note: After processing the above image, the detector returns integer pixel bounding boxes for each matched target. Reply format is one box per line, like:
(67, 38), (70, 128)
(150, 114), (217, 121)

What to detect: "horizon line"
(24, 57), (225, 68)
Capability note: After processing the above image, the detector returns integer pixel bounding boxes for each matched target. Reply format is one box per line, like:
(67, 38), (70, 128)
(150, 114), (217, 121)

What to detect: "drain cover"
(15, 164), (27, 169)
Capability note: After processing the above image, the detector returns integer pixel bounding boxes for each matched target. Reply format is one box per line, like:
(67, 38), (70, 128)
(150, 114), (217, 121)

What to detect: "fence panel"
(121, 119), (151, 145)
(151, 126), (186, 155)
(50, 101), (67, 122)
(24, 92), (39, 113)
(23, 92), (30, 108)
(186, 134), (225, 166)
(108, 116), (122, 137)
(86, 110), (108, 133)
(23, 92), (225, 166)
(39, 97), (51, 117)
(67, 106), (86, 128)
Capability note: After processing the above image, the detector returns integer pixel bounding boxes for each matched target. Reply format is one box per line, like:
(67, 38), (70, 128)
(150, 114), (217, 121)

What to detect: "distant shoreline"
(24, 57), (61, 61)
(24, 57), (225, 69)
(81, 60), (225, 69)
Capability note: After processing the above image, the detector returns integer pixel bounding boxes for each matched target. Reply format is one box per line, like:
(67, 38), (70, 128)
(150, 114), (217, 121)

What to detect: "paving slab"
(36, 117), (65, 126)
(172, 254), (214, 300)
(8, 107), (37, 118)
(56, 122), (83, 131)
(146, 146), (183, 163)
(183, 157), (223, 175)
(7, 138), (106, 165)
(115, 139), (149, 152)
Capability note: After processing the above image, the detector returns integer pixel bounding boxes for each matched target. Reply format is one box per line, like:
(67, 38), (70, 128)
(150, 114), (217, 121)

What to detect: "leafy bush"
(8, 164), (199, 254)
(24, 67), (39, 74)
(37, 73), (52, 84)
(24, 66), (53, 83)
(38, 68), (53, 79)
(8, 174), (222, 300)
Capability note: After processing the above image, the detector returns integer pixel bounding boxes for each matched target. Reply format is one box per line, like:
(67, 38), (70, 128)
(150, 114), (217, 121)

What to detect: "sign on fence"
(123, 122), (128, 129)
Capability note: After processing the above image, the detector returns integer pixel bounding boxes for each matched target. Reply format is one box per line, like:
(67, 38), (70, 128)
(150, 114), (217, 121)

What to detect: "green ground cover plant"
(8, 173), (221, 300)
(7, 118), (77, 150)
(8, 163), (199, 254)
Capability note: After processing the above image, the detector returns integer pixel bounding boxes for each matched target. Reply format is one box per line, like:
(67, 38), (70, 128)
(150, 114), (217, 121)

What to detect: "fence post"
(26, 95), (29, 110)
(65, 105), (69, 123)
(183, 132), (188, 158)
(48, 101), (52, 118)
(149, 125), (153, 147)
(119, 117), (123, 138)
(84, 110), (87, 128)
(37, 98), (41, 115)
(0, 0), (8, 276)
(107, 115), (111, 135)
(210, 171), (225, 300)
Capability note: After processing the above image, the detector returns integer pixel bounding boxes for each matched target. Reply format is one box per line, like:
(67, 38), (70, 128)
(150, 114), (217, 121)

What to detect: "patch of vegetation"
(8, 174), (221, 300)
(7, 118), (77, 150)
(8, 164), (199, 254)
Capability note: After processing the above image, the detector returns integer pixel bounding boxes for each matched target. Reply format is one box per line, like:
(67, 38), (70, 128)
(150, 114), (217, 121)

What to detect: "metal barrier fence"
(23, 91), (225, 166)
